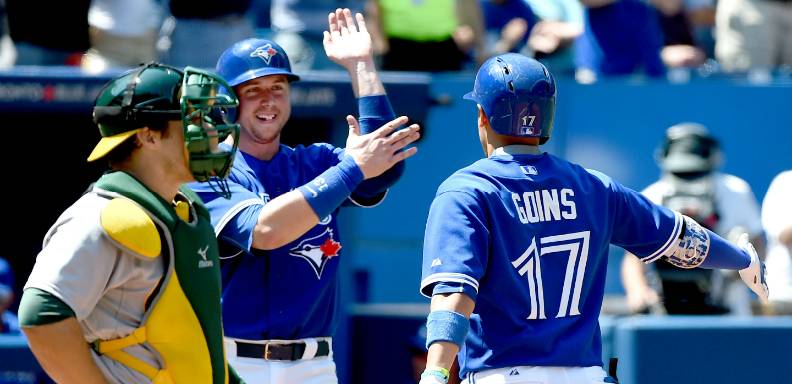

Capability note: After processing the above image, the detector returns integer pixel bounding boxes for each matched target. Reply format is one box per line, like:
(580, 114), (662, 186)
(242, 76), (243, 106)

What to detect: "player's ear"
(477, 105), (490, 130)
(477, 106), (493, 157)
(136, 127), (157, 146)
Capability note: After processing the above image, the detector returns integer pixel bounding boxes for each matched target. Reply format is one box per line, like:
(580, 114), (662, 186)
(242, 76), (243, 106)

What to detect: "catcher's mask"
(90, 62), (240, 198)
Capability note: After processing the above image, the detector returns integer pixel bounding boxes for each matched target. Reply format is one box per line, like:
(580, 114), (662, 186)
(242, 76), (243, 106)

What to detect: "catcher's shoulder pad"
(100, 197), (161, 259)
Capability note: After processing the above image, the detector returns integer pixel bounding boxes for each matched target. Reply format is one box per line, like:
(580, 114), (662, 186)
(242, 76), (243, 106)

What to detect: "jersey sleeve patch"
(660, 214), (711, 269)
(100, 198), (161, 259)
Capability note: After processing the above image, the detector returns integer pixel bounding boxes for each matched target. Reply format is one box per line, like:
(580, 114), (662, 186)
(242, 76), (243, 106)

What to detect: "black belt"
(235, 340), (331, 361)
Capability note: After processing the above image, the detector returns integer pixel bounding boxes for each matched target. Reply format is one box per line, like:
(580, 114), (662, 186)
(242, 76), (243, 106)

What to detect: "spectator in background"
(523, 0), (584, 75)
(715, 0), (792, 73)
(651, 0), (707, 69)
(0, 257), (18, 334)
(761, 171), (792, 315)
(622, 123), (765, 315)
(574, 0), (666, 82)
(81, 0), (163, 74)
(0, 0), (15, 69)
(480, 0), (537, 56)
(269, 0), (365, 71)
(162, 0), (255, 68)
(684, 0), (716, 58)
(366, 0), (487, 71)
(6, 0), (90, 66)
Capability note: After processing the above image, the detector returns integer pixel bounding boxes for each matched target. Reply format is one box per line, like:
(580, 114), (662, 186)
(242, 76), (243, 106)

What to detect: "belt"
(235, 339), (331, 361)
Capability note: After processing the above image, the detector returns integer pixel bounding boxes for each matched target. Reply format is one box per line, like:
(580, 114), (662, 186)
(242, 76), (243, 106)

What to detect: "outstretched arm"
(250, 116), (419, 250)
(656, 215), (768, 304)
(324, 8), (384, 98)
(325, 9), (413, 199)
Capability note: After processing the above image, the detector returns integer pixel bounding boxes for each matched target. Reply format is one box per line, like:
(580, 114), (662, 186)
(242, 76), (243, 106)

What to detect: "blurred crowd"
(0, 0), (790, 81)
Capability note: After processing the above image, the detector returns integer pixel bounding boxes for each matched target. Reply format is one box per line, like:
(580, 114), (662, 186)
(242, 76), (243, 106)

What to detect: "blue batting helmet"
(216, 38), (300, 87)
(464, 53), (556, 142)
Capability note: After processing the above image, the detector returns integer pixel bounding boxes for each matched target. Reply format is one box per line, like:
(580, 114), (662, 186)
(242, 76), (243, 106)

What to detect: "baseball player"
(621, 123), (766, 316)
(418, 53), (768, 384)
(190, 8), (420, 384)
(18, 63), (244, 383)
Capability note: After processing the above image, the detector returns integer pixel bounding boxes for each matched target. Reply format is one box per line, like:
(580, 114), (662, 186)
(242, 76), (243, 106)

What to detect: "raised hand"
(737, 233), (769, 303)
(345, 115), (420, 179)
(323, 8), (374, 70)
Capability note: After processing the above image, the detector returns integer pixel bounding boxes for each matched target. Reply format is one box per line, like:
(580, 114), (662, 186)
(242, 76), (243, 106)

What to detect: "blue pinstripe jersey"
(192, 143), (367, 340)
(420, 146), (681, 375)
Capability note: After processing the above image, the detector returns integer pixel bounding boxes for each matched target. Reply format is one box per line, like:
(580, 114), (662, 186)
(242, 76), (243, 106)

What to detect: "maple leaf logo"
(288, 227), (342, 279)
(320, 238), (342, 258)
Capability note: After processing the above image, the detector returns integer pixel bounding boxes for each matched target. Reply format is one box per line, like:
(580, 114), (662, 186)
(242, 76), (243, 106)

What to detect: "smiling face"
(235, 74), (291, 157)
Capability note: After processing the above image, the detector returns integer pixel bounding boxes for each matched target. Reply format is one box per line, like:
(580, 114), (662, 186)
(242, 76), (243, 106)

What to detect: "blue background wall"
(1, 69), (790, 383)
(342, 74), (792, 306)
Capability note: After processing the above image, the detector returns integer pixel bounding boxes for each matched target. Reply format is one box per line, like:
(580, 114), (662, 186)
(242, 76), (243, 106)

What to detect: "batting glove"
(737, 233), (769, 304)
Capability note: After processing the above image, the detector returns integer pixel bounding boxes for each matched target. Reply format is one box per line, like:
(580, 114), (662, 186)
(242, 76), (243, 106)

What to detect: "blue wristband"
(358, 95), (395, 134)
(700, 228), (751, 269)
(298, 155), (364, 219)
(426, 310), (469, 349)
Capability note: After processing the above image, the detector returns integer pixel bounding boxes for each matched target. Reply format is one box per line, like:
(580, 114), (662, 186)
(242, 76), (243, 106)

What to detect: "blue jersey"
(192, 143), (376, 340)
(574, 0), (665, 77)
(482, 0), (537, 52)
(420, 146), (681, 375)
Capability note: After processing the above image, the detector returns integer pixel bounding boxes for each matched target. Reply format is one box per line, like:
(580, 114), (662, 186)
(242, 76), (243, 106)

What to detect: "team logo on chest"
(289, 227), (342, 279)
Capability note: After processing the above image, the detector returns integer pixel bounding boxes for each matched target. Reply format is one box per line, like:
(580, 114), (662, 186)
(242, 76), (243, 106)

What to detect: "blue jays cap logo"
(250, 44), (279, 65)
(289, 227), (342, 279)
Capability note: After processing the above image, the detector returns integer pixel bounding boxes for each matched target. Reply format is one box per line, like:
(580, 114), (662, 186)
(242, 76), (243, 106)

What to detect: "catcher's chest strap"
(92, 326), (173, 383)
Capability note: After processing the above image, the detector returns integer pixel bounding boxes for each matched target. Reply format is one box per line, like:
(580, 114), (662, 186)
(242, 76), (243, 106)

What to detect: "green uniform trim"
(18, 288), (76, 327)
(95, 171), (226, 384)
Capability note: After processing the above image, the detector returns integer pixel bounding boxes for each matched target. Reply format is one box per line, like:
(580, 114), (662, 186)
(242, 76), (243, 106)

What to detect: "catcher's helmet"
(464, 53), (556, 142)
(216, 38), (300, 87)
(90, 63), (185, 161)
(657, 123), (721, 173)
(90, 63), (241, 196)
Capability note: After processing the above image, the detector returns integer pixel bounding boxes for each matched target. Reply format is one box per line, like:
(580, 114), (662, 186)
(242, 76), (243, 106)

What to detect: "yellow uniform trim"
(101, 198), (161, 258)
(173, 200), (190, 222)
(147, 273), (213, 383)
(96, 327), (147, 354)
(94, 273), (213, 383)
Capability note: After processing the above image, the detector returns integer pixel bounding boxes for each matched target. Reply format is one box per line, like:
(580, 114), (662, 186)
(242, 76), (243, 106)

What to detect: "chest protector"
(92, 172), (227, 384)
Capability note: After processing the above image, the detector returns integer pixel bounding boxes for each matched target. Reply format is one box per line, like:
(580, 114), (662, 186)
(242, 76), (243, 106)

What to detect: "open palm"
(323, 8), (374, 69)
